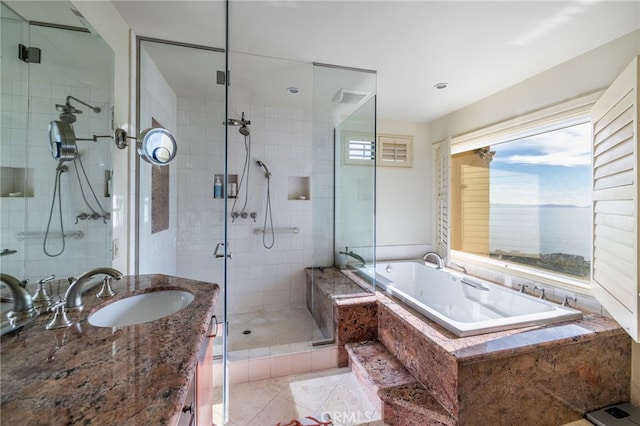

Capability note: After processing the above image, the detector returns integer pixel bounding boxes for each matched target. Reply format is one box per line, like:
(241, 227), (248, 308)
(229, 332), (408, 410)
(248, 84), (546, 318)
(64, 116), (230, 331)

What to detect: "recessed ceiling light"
(434, 82), (448, 90)
(286, 87), (301, 94)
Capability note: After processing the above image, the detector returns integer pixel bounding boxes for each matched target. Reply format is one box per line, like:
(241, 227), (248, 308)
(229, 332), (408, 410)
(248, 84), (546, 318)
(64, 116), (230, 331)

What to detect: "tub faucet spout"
(64, 267), (123, 311)
(338, 248), (366, 267)
(423, 252), (444, 269)
(0, 273), (38, 322)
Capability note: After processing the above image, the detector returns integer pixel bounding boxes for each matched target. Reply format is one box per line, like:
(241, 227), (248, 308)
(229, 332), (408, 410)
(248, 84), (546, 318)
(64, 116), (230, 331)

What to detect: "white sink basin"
(88, 290), (194, 328)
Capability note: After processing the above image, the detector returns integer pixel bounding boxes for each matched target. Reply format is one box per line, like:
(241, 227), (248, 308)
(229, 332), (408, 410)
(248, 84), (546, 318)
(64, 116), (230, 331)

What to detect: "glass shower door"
(135, 37), (227, 425)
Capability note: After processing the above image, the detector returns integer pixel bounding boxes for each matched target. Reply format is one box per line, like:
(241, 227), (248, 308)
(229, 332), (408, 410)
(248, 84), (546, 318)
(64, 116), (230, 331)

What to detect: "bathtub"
(357, 260), (583, 337)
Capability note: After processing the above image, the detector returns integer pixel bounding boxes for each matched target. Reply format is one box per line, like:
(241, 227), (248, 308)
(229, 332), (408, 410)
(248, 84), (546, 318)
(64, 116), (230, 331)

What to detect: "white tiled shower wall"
(1, 82), (112, 284)
(1, 23), (112, 285)
(175, 99), (334, 315)
(136, 45), (178, 276)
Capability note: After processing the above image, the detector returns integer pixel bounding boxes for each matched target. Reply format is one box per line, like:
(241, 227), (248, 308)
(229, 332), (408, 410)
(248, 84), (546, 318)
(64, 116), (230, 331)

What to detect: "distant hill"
(491, 203), (589, 208)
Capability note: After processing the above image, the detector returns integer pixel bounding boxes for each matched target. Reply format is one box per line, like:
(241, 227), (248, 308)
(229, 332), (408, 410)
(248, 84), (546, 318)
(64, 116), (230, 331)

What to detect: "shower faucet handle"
(250, 212), (257, 222)
(213, 242), (232, 259)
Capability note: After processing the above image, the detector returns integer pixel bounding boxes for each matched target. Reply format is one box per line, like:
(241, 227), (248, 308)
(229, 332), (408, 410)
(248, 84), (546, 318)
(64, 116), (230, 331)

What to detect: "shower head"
(55, 103), (82, 123)
(256, 160), (271, 178)
(225, 112), (251, 136)
(55, 96), (101, 123)
(58, 111), (77, 123)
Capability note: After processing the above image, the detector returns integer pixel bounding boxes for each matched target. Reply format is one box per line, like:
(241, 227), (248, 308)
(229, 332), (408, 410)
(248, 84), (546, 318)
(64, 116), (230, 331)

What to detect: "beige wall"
(376, 119), (431, 247)
(70, 1), (132, 274)
(429, 29), (640, 403)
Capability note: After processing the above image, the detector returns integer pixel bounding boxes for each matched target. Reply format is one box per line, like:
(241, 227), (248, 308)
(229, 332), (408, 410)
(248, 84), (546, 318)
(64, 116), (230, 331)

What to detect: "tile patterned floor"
(214, 367), (385, 426)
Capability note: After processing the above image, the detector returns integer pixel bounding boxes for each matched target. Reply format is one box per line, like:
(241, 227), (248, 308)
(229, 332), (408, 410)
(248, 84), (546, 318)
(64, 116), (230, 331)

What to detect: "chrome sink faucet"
(0, 273), (38, 322)
(64, 267), (123, 311)
(423, 251), (444, 269)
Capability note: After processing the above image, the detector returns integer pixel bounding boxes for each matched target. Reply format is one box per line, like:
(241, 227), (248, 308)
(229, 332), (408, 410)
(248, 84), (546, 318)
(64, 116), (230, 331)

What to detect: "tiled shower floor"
(225, 306), (326, 352)
(214, 307), (338, 386)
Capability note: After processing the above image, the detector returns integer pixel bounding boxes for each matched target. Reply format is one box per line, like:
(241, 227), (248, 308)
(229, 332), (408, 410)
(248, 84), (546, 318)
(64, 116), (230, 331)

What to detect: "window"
(450, 122), (591, 281)
(343, 132), (374, 165)
(445, 93), (602, 289)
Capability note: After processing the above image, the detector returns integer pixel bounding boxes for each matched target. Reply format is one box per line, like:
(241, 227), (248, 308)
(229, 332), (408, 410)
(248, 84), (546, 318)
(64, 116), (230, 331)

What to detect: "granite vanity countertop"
(0, 274), (219, 425)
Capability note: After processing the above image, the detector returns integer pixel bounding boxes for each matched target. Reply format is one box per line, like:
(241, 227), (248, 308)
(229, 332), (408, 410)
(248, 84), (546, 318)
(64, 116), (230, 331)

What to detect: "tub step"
(345, 341), (455, 426)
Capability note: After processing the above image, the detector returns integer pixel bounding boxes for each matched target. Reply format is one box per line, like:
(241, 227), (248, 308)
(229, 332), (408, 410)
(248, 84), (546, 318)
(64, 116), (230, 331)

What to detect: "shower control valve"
(250, 212), (257, 222)
(240, 211), (248, 219)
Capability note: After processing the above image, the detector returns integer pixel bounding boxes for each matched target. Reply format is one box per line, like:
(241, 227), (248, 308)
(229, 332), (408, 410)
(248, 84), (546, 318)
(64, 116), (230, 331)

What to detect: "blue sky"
(489, 122), (591, 207)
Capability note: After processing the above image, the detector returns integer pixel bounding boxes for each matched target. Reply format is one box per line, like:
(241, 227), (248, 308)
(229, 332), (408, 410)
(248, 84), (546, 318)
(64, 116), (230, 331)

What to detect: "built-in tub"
(357, 260), (583, 337)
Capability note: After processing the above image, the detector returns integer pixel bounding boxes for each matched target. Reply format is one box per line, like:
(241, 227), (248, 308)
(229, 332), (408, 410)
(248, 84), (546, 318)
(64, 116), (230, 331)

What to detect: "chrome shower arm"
(66, 96), (101, 113)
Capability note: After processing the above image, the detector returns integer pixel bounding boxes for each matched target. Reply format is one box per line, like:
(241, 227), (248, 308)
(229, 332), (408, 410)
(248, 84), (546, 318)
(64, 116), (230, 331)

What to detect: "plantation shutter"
(434, 140), (450, 259)
(377, 134), (413, 167)
(590, 56), (639, 341)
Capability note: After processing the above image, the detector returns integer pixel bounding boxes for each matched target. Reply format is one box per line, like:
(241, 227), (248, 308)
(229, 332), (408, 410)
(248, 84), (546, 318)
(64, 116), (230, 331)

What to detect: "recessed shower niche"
(1, 167), (34, 198)
(288, 176), (310, 200)
(213, 174), (238, 199)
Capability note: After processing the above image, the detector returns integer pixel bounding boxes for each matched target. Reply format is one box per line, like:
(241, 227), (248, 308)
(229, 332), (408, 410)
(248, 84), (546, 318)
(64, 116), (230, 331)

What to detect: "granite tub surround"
(305, 267), (372, 340)
(335, 296), (378, 367)
(376, 292), (631, 425)
(1, 274), (219, 425)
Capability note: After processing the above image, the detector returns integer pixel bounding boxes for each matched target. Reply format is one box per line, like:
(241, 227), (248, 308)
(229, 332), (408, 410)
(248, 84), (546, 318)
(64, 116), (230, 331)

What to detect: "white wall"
(375, 118), (431, 260)
(137, 46), (178, 276)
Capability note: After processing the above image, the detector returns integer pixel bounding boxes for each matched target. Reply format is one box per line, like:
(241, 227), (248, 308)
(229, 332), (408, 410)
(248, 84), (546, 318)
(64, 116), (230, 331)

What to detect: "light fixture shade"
(48, 120), (77, 161)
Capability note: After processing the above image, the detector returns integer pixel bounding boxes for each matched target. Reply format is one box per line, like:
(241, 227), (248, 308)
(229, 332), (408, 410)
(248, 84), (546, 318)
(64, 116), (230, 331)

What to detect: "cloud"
(492, 123), (591, 167)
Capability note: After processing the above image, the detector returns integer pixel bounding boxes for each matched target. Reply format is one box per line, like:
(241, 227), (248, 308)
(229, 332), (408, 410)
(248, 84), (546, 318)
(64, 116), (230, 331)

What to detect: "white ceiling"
(11, 1), (640, 122)
(111, 0), (640, 122)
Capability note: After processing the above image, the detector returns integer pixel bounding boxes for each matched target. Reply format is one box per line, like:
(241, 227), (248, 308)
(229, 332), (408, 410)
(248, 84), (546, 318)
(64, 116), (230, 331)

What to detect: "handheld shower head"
(239, 125), (250, 136)
(256, 160), (271, 178)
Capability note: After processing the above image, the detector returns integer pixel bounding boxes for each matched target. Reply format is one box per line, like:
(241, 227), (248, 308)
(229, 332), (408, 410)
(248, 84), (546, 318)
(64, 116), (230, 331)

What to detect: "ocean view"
(490, 204), (591, 261)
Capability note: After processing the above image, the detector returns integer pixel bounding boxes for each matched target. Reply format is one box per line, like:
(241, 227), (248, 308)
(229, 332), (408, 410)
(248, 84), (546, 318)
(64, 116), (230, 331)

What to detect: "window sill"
(450, 250), (593, 296)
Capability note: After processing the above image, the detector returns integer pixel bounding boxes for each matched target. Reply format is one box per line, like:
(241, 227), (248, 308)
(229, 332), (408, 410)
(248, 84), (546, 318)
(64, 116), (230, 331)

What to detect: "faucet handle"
(45, 303), (73, 330)
(533, 286), (547, 300)
(562, 295), (577, 307)
(96, 276), (116, 299)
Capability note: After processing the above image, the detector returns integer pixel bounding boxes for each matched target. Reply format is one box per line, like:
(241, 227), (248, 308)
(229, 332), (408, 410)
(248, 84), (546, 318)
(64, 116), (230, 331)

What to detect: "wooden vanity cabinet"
(196, 316), (215, 425)
(176, 316), (216, 426)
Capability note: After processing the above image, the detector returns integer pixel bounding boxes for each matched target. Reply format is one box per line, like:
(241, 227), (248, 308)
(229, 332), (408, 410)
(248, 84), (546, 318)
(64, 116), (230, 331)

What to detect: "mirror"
(48, 120), (77, 161)
(1, 1), (115, 286)
(137, 128), (177, 166)
(114, 127), (178, 166)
